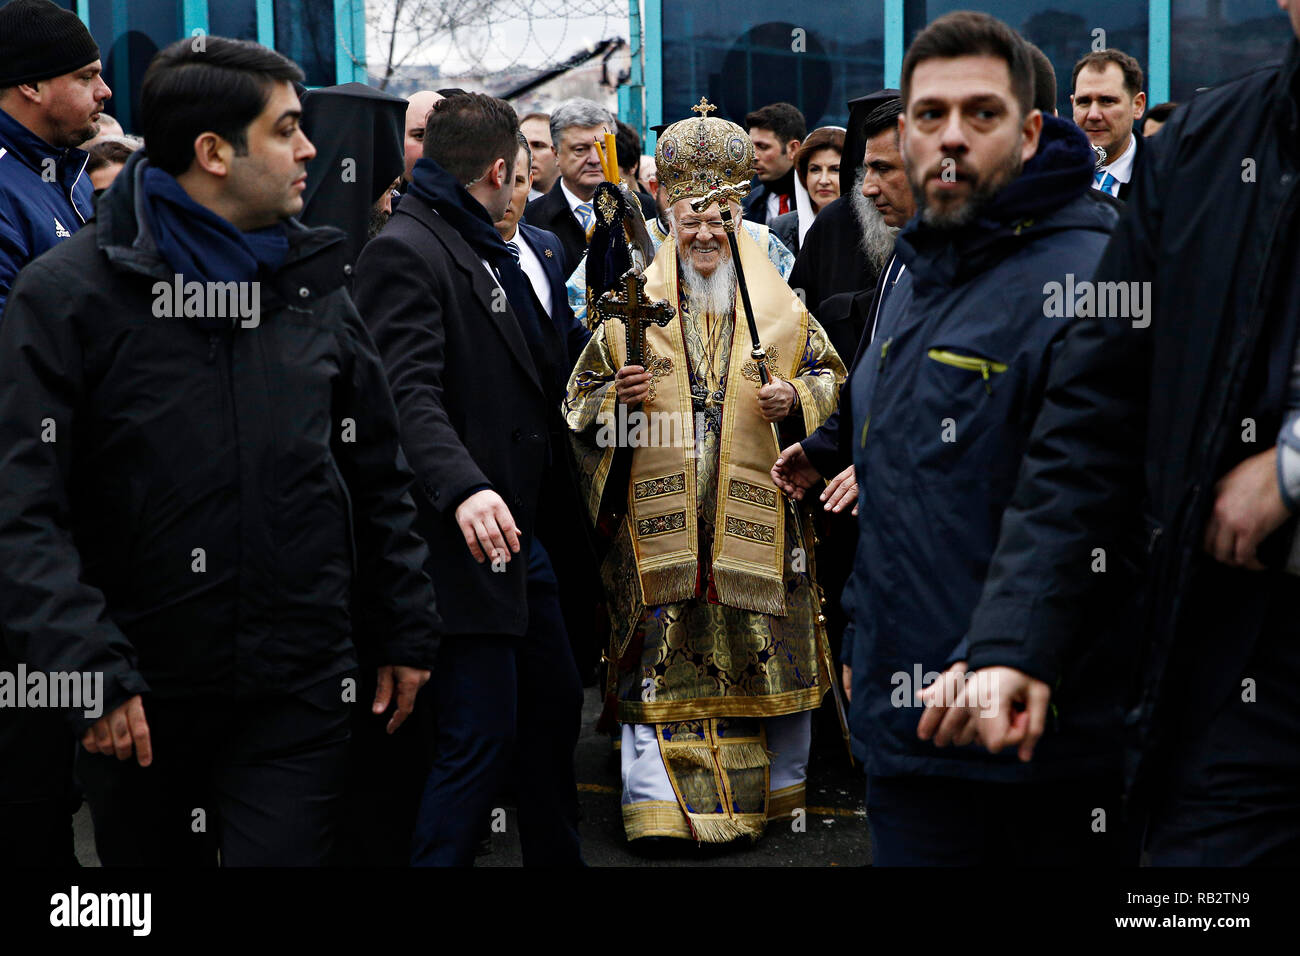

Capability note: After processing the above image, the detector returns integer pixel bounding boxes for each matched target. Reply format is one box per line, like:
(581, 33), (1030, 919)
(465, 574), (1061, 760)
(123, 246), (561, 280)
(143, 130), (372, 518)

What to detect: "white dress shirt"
(560, 178), (591, 219)
(506, 229), (553, 319)
(1095, 132), (1137, 197)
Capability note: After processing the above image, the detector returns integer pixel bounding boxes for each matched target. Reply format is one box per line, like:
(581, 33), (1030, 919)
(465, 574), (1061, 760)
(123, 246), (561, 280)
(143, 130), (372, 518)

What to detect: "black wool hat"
(0, 0), (101, 88)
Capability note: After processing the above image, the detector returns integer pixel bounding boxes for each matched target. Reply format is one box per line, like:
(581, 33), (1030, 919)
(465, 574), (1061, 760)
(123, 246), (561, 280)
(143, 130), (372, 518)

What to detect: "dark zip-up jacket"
(965, 41), (1300, 800)
(0, 152), (441, 731)
(847, 116), (1125, 781)
(0, 105), (92, 313)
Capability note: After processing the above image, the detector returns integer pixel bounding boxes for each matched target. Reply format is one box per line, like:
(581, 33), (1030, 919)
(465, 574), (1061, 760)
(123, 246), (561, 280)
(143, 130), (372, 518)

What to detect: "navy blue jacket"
(516, 221), (590, 369)
(0, 106), (93, 313)
(846, 116), (1123, 781)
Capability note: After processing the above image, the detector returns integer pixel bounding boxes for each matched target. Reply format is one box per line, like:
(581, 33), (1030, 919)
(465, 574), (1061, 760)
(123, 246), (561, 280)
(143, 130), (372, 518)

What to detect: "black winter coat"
(0, 153), (441, 730)
(965, 40), (1300, 798)
(352, 198), (554, 637)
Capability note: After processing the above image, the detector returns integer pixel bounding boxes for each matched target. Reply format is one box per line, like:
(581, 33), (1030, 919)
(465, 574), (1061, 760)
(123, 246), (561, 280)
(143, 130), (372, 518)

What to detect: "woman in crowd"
(770, 125), (844, 254)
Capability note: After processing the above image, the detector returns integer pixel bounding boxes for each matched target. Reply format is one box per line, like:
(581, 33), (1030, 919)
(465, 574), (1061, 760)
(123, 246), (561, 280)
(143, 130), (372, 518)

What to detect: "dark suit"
(741, 175), (793, 226)
(523, 179), (587, 278)
(1093, 129), (1144, 202)
(1116, 131), (1144, 202)
(353, 199), (582, 866)
(515, 221), (589, 362)
(512, 222), (603, 681)
(356, 201), (551, 633)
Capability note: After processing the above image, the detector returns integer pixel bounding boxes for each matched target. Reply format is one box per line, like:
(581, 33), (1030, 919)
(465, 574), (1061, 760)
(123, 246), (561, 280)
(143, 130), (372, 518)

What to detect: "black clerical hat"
(841, 88), (900, 194)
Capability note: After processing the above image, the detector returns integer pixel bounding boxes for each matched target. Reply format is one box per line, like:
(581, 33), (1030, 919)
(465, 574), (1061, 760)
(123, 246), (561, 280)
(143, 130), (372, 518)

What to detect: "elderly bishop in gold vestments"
(563, 100), (846, 845)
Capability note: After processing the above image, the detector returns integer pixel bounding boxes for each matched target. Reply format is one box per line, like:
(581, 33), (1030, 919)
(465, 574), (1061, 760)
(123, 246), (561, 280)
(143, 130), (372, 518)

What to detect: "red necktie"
(778, 194), (790, 215)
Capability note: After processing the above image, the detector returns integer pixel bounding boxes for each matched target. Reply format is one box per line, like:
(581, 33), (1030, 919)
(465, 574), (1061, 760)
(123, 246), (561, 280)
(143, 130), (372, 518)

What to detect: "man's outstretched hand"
(965, 666), (1052, 763)
(821, 464), (859, 515)
(373, 665), (431, 734)
(81, 695), (152, 767)
(772, 442), (822, 500)
(454, 488), (521, 565)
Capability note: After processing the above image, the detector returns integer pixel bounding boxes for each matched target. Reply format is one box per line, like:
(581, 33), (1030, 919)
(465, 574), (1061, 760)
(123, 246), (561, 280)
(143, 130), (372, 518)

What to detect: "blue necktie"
(1094, 170), (1117, 196)
(575, 202), (594, 236)
(507, 239), (521, 264)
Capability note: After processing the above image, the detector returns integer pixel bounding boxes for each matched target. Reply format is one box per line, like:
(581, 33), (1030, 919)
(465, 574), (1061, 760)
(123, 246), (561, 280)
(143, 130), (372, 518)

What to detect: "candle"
(593, 133), (610, 182)
(604, 130), (619, 182)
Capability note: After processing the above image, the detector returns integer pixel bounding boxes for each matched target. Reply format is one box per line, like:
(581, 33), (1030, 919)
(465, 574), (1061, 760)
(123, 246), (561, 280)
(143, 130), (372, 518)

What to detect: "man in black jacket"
(0, 37), (440, 866)
(353, 93), (584, 866)
(953, 9), (1300, 865)
(741, 101), (807, 226)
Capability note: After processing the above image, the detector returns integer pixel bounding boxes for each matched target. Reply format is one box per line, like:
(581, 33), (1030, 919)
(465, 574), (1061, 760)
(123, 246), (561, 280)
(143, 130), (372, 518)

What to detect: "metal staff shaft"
(691, 186), (854, 762)
(717, 204), (772, 390)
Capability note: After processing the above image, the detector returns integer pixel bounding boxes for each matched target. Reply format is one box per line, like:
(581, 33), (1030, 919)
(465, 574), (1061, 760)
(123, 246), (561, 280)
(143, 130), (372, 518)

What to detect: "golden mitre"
(654, 97), (755, 205)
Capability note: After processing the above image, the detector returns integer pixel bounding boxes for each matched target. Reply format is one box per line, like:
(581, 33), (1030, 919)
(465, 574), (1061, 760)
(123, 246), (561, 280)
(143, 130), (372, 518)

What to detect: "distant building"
(634, 0), (1294, 147)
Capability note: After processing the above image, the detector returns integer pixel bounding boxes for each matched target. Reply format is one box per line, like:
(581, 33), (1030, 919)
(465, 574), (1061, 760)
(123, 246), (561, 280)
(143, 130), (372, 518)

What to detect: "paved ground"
(72, 688), (870, 867)
(485, 689), (869, 867)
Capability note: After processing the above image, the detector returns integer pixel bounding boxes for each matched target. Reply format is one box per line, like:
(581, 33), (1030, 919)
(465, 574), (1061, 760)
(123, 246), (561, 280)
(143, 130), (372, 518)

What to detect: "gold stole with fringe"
(601, 227), (808, 617)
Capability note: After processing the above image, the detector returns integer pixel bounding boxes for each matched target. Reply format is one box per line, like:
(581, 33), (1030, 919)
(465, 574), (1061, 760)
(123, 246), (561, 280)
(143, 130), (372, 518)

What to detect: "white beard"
(678, 252), (737, 319)
(850, 168), (899, 273)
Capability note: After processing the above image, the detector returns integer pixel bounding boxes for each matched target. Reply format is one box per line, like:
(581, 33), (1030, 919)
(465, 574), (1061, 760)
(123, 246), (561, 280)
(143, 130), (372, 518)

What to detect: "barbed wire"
(371, 0), (627, 88)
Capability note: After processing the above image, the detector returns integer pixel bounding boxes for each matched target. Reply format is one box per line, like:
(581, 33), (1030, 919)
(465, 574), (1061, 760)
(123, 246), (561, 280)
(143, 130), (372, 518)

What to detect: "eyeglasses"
(677, 218), (726, 233)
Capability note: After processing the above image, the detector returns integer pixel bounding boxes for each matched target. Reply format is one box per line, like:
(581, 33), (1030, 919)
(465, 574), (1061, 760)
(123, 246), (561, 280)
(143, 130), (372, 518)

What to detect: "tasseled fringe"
(664, 746), (716, 770)
(717, 742), (773, 770)
(665, 742), (772, 772)
(640, 561), (697, 606)
(712, 565), (786, 616)
(686, 812), (767, 844)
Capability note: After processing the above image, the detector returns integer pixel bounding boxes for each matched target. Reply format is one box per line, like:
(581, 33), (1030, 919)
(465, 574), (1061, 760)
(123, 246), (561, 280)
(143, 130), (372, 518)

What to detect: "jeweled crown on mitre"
(654, 97), (756, 205)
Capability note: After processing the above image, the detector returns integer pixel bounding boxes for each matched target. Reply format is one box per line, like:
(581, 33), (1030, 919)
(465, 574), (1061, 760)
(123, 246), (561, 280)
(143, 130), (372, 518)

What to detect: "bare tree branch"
(367, 0), (507, 90)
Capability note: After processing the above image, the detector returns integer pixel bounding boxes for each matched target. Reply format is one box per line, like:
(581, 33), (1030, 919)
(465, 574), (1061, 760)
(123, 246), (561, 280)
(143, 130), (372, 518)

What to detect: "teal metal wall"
(635, 0), (1177, 140)
(75, 0), (366, 87)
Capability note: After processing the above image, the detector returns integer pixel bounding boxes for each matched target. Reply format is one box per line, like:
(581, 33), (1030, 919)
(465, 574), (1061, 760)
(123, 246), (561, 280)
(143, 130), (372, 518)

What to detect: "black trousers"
(410, 541), (583, 866)
(1147, 583), (1300, 866)
(0, 708), (79, 867)
(867, 773), (1133, 866)
(337, 663), (437, 866)
(76, 673), (352, 867)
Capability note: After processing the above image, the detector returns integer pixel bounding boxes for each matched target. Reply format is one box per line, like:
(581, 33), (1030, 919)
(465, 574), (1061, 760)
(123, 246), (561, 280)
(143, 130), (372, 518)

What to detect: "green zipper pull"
(877, 337), (892, 371)
(980, 363), (992, 395)
(860, 415), (870, 448)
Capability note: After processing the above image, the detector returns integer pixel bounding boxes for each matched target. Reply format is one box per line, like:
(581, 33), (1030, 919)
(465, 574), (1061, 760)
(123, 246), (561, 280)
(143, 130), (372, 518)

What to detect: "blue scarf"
(140, 166), (290, 288)
(406, 157), (562, 397)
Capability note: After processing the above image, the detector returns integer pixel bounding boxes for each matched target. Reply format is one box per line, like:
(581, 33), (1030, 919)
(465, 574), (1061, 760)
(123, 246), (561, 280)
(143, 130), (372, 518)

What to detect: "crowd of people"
(2, 0), (1300, 867)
